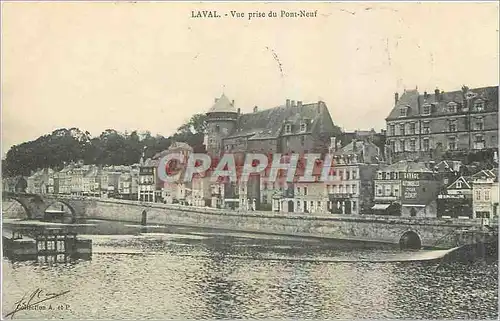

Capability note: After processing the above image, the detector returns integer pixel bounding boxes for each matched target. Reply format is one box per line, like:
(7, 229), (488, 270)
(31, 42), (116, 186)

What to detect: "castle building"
(385, 85), (498, 163)
(204, 94), (341, 211)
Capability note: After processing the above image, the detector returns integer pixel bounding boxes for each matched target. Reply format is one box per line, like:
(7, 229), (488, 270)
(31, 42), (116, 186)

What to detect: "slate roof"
(226, 101), (337, 140)
(386, 86), (499, 120)
(207, 94), (237, 114)
(379, 160), (433, 173)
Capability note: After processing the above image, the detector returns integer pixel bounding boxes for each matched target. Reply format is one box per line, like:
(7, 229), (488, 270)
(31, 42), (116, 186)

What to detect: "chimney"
(237, 108), (241, 115)
(424, 91), (428, 99)
(253, 106), (258, 113)
(286, 99), (291, 107)
(297, 101), (303, 107)
(435, 88), (440, 101)
(291, 100), (296, 107)
(395, 92), (399, 105)
(232, 100), (235, 106)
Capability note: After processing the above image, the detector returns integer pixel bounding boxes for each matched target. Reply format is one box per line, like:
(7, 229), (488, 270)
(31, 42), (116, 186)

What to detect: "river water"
(2, 219), (498, 319)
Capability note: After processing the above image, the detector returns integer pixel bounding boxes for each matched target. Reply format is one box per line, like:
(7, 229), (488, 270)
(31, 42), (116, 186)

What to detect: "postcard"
(1, 1), (498, 320)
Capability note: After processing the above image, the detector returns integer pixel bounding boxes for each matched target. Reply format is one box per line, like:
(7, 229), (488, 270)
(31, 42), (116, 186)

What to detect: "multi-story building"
(160, 142), (197, 205)
(138, 156), (158, 202)
(471, 169), (498, 219)
(327, 137), (381, 215)
(27, 168), (55, 194)
(373, 160), (442, 217)
(385, 85), (498, 163)
(204, 94), (341, 210)
(54, 165), (73, 194)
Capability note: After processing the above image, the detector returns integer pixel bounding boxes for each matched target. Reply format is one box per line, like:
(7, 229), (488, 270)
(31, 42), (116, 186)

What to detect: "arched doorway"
(399, 231), (422, 250)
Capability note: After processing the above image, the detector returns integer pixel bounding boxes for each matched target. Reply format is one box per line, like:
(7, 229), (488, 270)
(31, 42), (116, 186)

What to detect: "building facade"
(373, 160), (442, 217)
(471, 169), (498, 219)
(204, 94), (341, 211)
(385, 85), (498, 163)
(327, 138), (381, 215)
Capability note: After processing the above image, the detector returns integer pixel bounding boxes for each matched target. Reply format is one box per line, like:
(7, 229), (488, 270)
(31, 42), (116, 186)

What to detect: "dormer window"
(300, 122), (307, 133)
(474, 99), (485, 112)
(447, 102), (457, 113)
(284, 124), (292, 134)
(400, 107), (408, 117)
(422, 104), (431, 115)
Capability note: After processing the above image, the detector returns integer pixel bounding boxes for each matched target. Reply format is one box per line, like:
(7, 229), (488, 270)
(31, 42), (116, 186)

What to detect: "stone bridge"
(2, 192), (91, 222)
(2, 192), (497, 249)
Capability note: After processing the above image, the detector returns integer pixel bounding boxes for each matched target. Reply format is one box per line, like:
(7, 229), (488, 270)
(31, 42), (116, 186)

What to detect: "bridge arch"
(3, 197), (32, 219)
(42, 199), (77, 222)
(399, 230), (422, 250)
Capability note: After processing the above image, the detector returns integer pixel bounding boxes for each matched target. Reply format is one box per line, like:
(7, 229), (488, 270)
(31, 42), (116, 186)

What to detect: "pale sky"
(2, 2), (499, 157)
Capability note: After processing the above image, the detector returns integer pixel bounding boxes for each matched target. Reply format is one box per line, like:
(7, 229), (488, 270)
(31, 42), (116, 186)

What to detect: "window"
(317, 201), (321, 209)
(352, 170), (357, 180)
(423, 138), (430, 151)
(447, 102), (457, 113)
(339, 170), (343, 180)
(300, 123), (307, 132)
(409, 123), (416, 135)
(448, 120), (457, 132)
(400, 108), (407, 117)
(352, 184), (356, 194)
(485, 190), (490, 201)
(410, 139), (416, 151)
(389, 125), (395, 136)
(285, 124), (292, 134)
(456, 181), (462, 189)
(475, 100), (485, 112)
(399, 124), (405, 136)
(346, 170), (350, 180)
(422, 122), (430, 134)
(474, 135), (485, 150)
(377, 185), (383, 196)
(304, 187), (307, 195)
(385, 185), (392, 196)
(423, 104), (431, 114)
(394, 186), (399, 196)
(448, 137), (457, 150)
(399, 140), (405, 152)
(297, 187), (301, 194)
(474, 118), (484, 131)
(352, 201), (357, 212)
(476, 190), (481, 201)
(390, 140), (396, 152)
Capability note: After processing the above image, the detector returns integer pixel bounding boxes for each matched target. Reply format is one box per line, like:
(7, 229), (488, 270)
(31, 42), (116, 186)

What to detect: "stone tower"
(205, 94), (238, 156)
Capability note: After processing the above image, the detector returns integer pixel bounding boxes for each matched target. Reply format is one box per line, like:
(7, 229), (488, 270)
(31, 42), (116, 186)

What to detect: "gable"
(447, 176), (471, 190)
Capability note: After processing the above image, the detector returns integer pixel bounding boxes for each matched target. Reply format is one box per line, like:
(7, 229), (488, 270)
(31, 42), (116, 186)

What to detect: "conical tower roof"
(207, 94), (236, 114)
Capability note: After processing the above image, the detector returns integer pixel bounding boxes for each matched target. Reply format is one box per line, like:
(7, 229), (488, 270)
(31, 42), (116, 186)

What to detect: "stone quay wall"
(74, 197), (495, 248)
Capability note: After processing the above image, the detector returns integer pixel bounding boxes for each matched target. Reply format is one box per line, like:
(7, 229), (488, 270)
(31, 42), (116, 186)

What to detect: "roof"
(333, 140), (379, 156)
(379, 160), (433, 173)
(386, 86), (498, 120)
(447, 176), (472, 190)
(472, 169), (498, 181)
(226, 101), (338, 140)
(207, 94), (237, 114)
(434, 160), (462, 173)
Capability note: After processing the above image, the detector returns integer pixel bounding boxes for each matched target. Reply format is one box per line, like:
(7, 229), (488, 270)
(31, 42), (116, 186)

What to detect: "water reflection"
(2, 219), (498, 319)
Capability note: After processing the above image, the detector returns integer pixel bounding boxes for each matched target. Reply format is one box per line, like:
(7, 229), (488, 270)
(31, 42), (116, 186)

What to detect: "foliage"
(2, 114), (207, 177)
